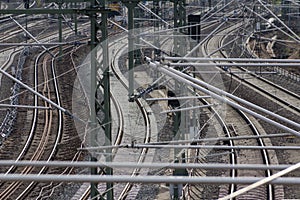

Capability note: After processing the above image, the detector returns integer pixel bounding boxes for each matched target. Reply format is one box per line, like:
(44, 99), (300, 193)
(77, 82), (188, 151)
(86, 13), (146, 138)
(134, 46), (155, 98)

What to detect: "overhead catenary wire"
(138, 2), (170, 27)
(0, 57), (86, 123)
(164, 64), (300, 128)
(107, 19), (160, 50)
(0, 160), (293, 170)
(0, 174), (300, 184)
(146, 62), (300, 136)
(163, 56), (300, 63)
(81, 144), (300, 151)
(146, 96), (211, 101)
(136, 20), (231, 98)
(243, 5), (300, 43)
(10, 16), (53, 55)
(161, 104), (214, 114)
(201, 0), (234, 22)
(220, 161), (300, 200)
(168, 62), (300, 67)
(0, 42), (82, 47)
(81, 132), (291, 150)
(137, 20), (218, 37)
(0, 104), (51, 110)
(0, 68), (66, 113)
(145, 133), (292, 145)
(256, 0), (300, 42)
(134, 15), (237, 99)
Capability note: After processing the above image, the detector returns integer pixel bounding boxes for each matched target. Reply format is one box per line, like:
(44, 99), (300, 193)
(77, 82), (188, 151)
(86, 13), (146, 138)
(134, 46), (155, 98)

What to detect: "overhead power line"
(0, 160), (292, 170)
(0, 174), (300, 184)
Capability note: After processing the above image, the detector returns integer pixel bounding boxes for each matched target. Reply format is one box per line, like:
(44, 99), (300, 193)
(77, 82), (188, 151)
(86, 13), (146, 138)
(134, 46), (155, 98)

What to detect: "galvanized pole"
(90, 0), (99, 199)
(71, 2), (78, 35)
(172, 0), (187, 160)
(153, 0), (160, 59)
(100, 1), (113, 199)
(58, 1), (63, 57)
(125, 2), (138, 101)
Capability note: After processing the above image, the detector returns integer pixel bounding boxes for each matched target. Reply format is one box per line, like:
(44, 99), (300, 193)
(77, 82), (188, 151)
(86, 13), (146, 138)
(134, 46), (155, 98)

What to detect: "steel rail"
(195, 97), (236, 197)
(216, 21), (300, 114)
(109, 32), (153, 200)
(76, 35), (129, 200)
(235, 109), (273, 199)
(211, 13), (299, 199)
(0, 67), (68, 112)
(2, 48), (46, 177)
(16, 45), (69, 200)
(76, 30), (153, 199)
(0, 47), (59, 199)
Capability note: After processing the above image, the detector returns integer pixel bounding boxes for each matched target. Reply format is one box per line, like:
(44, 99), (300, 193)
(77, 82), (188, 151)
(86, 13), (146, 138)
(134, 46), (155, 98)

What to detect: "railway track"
(131, 9), (267, 199)
(0, 1), (299, 199)
(0, 43), (85, 199)
(41, 44), (92, 200)
(73, 30), (156, 199)
(111, 38), (154, 200)
(158, 68), (274, 199)
(185, 96), (236, 199)
(196, 15), (292, 199)
(0, 4), (89, 196)
(0, 47), (61, 199)
(145, 10), (285, 199)
(204, 17), (300, 117)
(71, 41), (127, 200)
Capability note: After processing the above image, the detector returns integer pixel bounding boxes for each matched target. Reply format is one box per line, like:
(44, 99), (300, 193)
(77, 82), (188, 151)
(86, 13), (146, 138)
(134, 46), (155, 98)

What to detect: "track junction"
(0, 0), (299, 199)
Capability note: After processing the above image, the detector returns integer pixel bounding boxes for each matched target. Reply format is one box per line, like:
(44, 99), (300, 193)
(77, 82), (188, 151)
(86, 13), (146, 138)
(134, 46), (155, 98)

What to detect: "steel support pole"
(100, 3), (113, 199)
(153, 1), (160, 59)
(90, 1), (99, 199)
(58, 2), (63, 57)
(172, 0), (187, 161)
(74, 2), (78, 35)
(172, 0), (186, 56)
(134, 6), (141, 65)
(125, 2), (138, 100)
